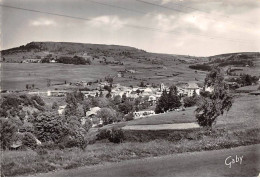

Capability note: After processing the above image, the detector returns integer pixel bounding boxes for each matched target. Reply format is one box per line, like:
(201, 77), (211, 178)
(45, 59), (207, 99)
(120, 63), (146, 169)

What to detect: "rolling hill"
(1, 41), (259, 91)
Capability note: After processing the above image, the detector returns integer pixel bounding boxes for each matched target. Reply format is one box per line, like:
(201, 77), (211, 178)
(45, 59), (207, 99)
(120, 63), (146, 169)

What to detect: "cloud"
(30, 19), (56, 27)
(89, 15), (129, 30)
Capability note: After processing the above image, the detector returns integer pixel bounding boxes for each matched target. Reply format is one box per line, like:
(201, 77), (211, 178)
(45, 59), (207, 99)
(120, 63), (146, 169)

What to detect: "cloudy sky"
(1, 0), (260, 56)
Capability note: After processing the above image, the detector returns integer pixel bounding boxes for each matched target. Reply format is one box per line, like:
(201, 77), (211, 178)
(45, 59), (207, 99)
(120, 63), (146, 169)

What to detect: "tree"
(33, 112), (66, 143)
(47, 79), (51, 87)
(96, 108), (117, 125)
(155, 89), (168, 114)
(195, 66), (233, 128)
(167, 86), (181, 110)
(0, 118), (18, 150)
(52, 101), (58, 110)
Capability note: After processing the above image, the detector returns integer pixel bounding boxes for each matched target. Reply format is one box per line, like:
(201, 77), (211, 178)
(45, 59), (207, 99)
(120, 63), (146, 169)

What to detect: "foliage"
(96, 108), (117, 125)
(22, 132), (37, 149)
(0, 94), (45, 118)
(52, 102), (58, 110)
(56, 56), (91, 65)
(96, 128), (124, 143)
(33, 112), (67, 143)
(118, 100), (134, 114)
(125, 112), (134, 121)
(108, 128), (125, 143)
(31, 95), (45, 106)
(195, 66), (233, 128)
(155, 87), (181, 114)
(189, 64), (212, 71)
(183, 92), (198, 108)
(0, 118), (18, 150)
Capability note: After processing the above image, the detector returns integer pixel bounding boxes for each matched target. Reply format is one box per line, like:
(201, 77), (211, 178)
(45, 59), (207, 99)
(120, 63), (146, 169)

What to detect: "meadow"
(122, 94), (260, 129)
(1, 127), (259, 176)
(1, 63), (119, 90)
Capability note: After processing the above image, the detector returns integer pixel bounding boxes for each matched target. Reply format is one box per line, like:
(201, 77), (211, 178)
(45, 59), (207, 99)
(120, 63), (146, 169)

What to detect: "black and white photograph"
(0, 0), (260, 177)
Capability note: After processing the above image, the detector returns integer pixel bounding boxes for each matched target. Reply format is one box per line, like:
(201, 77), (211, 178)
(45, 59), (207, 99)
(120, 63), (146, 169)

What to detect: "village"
(25, 77), (208, 128)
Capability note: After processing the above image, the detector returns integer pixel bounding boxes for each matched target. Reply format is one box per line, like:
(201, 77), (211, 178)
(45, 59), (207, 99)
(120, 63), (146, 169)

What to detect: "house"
(160, 83), (165, 92)
(85, 107), (103, 127)
(58, 105), (66, 115)
(177, 82), (201, 97)
(205, 86), (214, 93)
(22, 58), (41, 63)
(82, 90), (99, 97)
(47, 90), (70, 97)
(133, 110), (155, 119)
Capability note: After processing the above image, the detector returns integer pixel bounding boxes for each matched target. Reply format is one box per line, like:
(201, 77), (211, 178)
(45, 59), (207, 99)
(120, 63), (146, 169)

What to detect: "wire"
(86, 0), (146, 14)
(86, 0), (257, 39)
(135, 0), (257, 27)
(0, 3), (254, 44)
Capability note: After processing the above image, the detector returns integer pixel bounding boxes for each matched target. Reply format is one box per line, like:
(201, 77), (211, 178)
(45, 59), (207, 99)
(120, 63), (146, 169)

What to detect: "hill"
(1, 41), (259, 91)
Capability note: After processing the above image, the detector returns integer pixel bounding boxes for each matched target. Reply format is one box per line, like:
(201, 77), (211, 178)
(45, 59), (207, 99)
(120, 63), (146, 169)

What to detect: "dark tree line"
(155, 86), (181, 114)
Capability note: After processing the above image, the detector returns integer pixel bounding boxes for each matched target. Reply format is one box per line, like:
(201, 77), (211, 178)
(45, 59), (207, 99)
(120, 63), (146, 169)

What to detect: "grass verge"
(1, 127), (259, 177)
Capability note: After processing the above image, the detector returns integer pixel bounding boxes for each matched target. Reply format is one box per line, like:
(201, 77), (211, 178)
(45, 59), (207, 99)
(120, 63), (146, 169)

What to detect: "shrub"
(0, 118), (18, 149)
(108, 128), (124, 143)
(96, 129), (111, 140)
(31, 95), (45, 106)
(96, 128), (124, 143)
(33, 112), (66, 143)
(22, 132), (37, 149)
(183, 96), (197, 107)
(125, 112), (134, 121)
(52, 102), (58, 110)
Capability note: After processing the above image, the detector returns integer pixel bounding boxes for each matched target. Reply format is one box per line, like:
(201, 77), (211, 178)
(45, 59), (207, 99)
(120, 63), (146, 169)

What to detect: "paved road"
(37, 144), (260, 177)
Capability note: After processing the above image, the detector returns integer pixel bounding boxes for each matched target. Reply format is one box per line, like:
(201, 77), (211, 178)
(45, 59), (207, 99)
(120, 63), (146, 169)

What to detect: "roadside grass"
(1, 127), (259, 177)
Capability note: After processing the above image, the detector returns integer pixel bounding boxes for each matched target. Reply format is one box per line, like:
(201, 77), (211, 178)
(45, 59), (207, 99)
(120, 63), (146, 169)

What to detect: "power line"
(86, 0), (146, 14)
(0, 3), (254, 44)
(86, 0), (256, 37)
(135, 0), (257, 27)
(160, 1), (257, 26)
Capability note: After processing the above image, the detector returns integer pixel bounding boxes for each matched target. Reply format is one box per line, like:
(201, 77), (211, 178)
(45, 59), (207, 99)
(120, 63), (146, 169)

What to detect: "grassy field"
(1, 63), (119, 90)
(127, 107), (196, 126)
(1, 127), (259, 176)
(122, 94), (260, 129)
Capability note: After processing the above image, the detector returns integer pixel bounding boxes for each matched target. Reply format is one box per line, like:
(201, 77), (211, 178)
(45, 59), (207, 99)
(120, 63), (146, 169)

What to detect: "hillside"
(1, 41), (203, 64)
(1, 41), (259, 91)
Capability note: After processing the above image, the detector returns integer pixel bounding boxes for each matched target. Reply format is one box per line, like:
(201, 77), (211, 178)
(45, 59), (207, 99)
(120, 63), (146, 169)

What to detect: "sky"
(1, 0), (260, 56)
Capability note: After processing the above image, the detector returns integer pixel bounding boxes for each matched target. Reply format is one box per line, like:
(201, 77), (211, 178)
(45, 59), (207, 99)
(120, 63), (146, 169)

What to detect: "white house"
(133, 110), (155, 119)
(177, 82), (201, 97)
(58, 105), (66, 115)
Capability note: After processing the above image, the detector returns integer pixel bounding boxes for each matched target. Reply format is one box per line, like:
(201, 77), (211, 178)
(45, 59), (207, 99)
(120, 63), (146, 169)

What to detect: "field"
(1, 127), (259, 176)
(1, 63), (120, 90)
(1, 61), (207, 91)
(122, 94), (260, 129)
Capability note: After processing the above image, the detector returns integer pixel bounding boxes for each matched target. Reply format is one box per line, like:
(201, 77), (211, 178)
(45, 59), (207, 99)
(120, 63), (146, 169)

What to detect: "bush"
(125, 112), (134, 121)
(52, 102), (58, 110)
(96, 129), (111, 140)
(109, 128), (124, 143)
(0, 118), (18, 150)
(183, 96), (197, 107)
(31, 95), (45, 106)
(33, 112), (66, 143)
(96, 128), (124, 143)
(22, 132), (37, 149)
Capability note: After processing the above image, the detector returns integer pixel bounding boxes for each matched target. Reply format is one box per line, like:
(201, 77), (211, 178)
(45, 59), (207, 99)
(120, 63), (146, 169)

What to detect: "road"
(37, 144), (260, 177)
